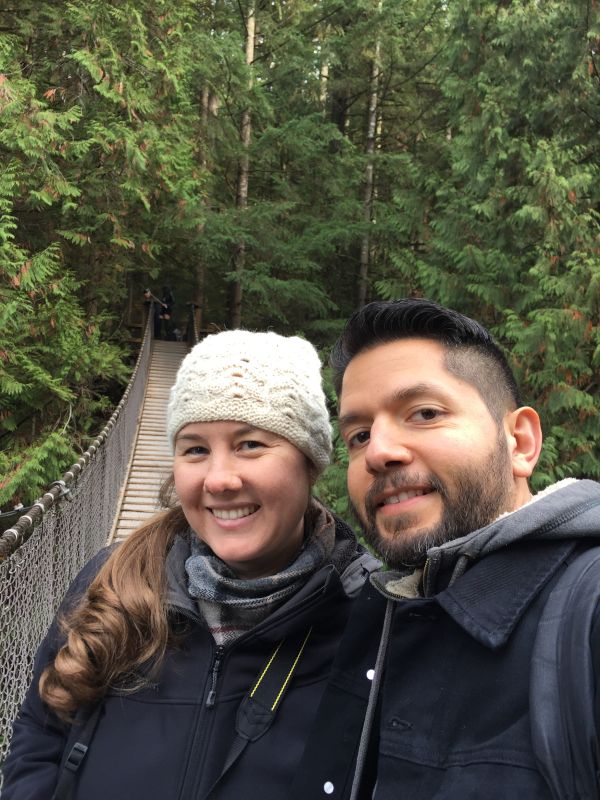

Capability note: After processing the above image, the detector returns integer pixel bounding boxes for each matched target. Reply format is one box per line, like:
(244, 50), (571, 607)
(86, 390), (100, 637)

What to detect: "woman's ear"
(505, 407), (543, 478)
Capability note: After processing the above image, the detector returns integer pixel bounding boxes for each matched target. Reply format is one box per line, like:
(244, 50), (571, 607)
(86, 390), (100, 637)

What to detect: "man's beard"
(351, 433), (514, 569)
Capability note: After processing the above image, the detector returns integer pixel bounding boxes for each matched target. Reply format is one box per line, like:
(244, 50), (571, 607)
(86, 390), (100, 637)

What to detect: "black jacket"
(292, 479), (600, 799)
(3, 518), (379, 800)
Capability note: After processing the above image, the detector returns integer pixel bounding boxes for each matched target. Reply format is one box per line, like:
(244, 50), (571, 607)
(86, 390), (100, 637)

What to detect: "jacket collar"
(435, 538), (577, 649)
(373, 539), (577, 649)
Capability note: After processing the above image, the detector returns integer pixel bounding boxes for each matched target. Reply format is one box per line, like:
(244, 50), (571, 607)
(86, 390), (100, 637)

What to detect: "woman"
(158, 284), (174, 339)
(3, 330), (378, 800)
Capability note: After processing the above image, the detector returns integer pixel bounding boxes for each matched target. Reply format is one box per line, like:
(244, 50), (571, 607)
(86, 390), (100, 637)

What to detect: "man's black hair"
(331, 298), (522, 420)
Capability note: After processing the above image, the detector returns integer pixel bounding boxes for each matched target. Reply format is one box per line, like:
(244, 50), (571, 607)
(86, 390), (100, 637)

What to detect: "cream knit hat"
(166, 330), (332, 474)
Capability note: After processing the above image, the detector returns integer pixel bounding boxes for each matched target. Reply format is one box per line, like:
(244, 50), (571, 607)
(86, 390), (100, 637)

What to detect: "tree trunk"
(357, 8), (382, 308)
(193, 81), (212, 336)
(229, 1), (255, 329)
(319, 60), (329, 111)
(194, 259), (205, 335)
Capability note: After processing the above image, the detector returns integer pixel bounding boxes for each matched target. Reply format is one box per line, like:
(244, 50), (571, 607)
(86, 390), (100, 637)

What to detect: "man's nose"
(364, 422), (413, 476)
(203, 457), (243, 494)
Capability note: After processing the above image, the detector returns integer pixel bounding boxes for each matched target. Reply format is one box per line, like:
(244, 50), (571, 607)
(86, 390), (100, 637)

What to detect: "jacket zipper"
(422, 557), (431, 594)
(205, 645), (225, 708)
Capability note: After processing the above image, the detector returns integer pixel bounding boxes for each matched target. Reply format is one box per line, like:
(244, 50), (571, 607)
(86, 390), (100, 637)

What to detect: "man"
(292, 298), (600, 799)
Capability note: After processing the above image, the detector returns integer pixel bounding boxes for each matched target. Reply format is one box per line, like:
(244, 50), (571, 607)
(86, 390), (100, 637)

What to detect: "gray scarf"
(185, 499), (344, 646)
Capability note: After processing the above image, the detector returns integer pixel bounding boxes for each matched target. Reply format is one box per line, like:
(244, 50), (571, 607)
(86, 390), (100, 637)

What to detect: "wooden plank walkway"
(109, 340), (188, 543)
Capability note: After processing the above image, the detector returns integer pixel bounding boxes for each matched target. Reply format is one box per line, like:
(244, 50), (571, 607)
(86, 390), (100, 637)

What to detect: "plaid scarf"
(185, 499), (341, 646)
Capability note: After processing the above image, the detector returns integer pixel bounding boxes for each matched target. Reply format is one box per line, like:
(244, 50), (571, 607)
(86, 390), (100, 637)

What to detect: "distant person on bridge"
(158, 284), (175, 340)
(3, 330), (379, 800)
(143, 286), (174, 339)
(142, 286), (163, 338)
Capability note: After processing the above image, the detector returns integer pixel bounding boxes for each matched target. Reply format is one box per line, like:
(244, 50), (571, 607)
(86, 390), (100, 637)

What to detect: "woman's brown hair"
(39, 479), (187, 721)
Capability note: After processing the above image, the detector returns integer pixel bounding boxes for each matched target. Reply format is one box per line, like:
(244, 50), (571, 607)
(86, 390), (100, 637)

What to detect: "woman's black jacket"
(3, 520), (378, 800)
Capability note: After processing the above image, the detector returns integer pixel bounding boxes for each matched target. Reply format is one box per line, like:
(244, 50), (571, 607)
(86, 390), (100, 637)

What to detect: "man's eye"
(414, 408), (439, 421)
(348, 430), (370, 448)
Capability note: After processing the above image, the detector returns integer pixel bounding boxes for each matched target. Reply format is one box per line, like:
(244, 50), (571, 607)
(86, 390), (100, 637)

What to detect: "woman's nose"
(364, 423), (413, 476)
(203, 459), (243, 494)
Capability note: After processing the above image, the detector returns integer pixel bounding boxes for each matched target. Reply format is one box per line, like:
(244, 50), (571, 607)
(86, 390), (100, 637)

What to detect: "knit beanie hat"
(166, 330), (332, 474)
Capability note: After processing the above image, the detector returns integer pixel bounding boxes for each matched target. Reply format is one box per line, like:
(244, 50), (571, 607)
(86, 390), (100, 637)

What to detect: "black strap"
(204, 627), (312, 799)
(52, 629), (311, 800)
(349, 599), (393, 800)
(530, 546), (600, 800)
(51, 704), (103, 800)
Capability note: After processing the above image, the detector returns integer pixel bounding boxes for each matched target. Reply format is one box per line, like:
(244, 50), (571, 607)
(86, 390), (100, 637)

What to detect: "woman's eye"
(240, 440), (264, 451)
(184, 445), (208, 456)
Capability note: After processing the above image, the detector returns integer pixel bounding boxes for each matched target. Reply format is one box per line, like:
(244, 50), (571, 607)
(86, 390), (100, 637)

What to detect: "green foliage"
(1, 0), (598, 513)
(0, 433), (77, 510)
(314, 367), (352, 521)
(0, 242), (129, 506)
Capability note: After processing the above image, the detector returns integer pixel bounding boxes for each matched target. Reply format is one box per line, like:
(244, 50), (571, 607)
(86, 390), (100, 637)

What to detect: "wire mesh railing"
(0, 311), (154, 766)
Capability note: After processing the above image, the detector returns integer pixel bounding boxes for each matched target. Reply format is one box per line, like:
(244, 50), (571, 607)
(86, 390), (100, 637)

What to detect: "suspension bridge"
(0, 310), (196, 764)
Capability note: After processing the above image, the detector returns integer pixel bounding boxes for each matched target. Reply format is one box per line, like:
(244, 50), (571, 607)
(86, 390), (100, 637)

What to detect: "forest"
(0, 0), (599, 514)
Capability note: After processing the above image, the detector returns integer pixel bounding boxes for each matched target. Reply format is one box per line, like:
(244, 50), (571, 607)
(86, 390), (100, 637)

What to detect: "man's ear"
(504, 407), (543, 478)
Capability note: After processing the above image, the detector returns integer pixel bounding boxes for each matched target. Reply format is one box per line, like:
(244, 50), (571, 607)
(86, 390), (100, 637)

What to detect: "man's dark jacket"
(2, 519), (379, 800)
(292, 479), (600, 799)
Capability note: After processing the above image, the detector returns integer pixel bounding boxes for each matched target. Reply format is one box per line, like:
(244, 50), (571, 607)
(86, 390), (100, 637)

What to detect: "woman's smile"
(209, 505), (260, 522)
